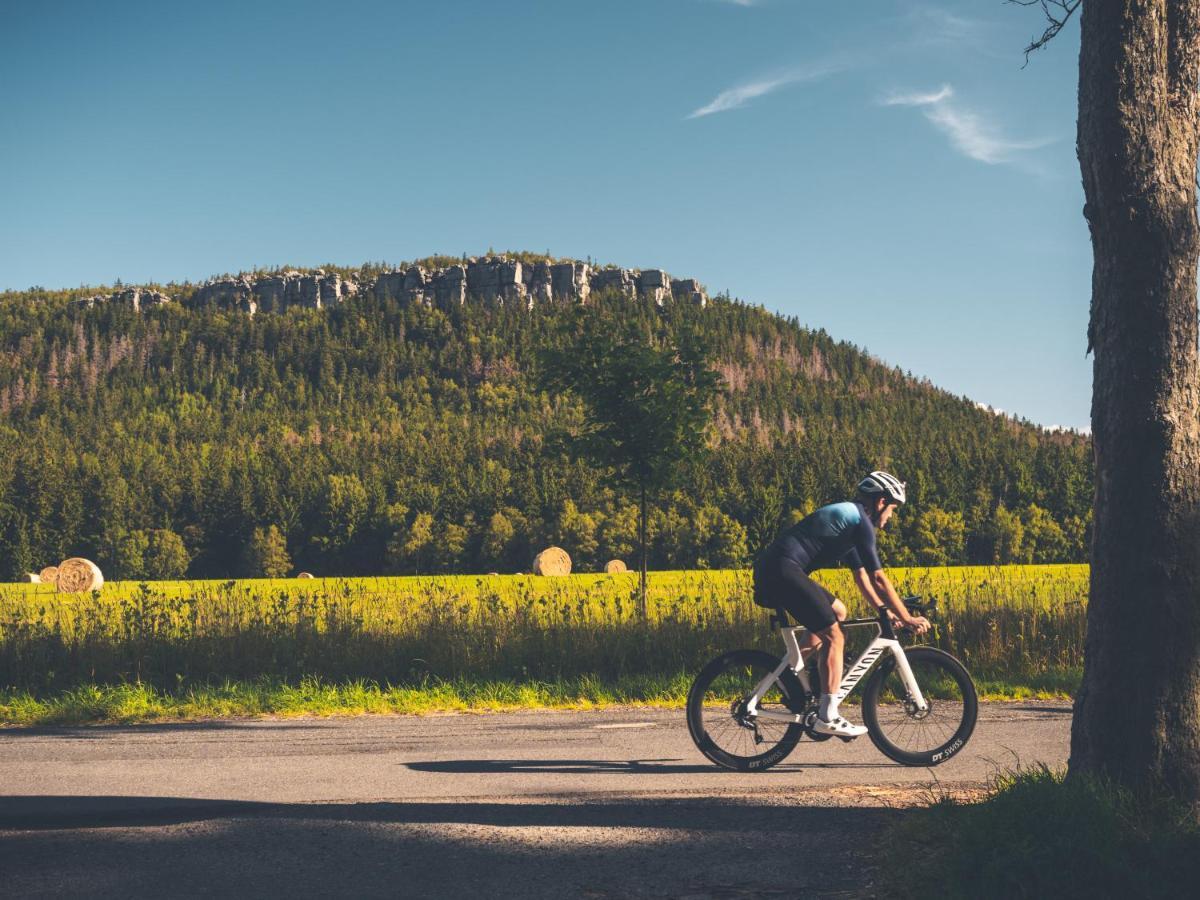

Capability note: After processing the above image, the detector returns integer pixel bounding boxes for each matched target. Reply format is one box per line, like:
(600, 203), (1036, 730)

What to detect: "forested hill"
(0, 256), (1091, 580)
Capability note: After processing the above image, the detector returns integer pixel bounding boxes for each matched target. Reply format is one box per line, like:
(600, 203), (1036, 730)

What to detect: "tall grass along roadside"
(0, 566), (1085, 704)
(881, 766), (1200, 899)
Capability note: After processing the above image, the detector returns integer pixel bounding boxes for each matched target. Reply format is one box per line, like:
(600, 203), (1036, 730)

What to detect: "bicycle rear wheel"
(686, 649), (803, 772)
(861, 646), (978, 766)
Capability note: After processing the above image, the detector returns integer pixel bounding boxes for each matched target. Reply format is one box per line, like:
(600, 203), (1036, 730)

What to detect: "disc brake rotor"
(904, 699), (931, 719)
(731, 698), (756, 729)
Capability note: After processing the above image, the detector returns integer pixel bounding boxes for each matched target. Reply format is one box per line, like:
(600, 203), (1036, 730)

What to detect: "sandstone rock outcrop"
(123, 288), (171, 310)
(433, 265), (467, 308)
(590, 266), (636, 297)
(548, 262), (588, 303)
(193, 270), (356, 315)
(374, 267), (421, 304)
(671, 278), (708, 308)
(83, 288), (172, 310)
(321, 273), (356, 305)
(525, 261), (553, 304)
(80, 256), (708, 318)
(638, 269), (672, 306)
(190, 276), (257, 314)
(466, 257), (527, 306)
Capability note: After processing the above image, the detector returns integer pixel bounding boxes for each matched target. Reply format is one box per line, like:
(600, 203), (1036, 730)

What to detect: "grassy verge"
(882, 766), (1200, 899)
(0, 675), (694, 726)
(0, 668), (1078, 726)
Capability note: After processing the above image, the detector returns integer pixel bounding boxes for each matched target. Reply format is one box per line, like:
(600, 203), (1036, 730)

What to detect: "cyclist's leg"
(769, 561), (866, 736)
(813, 601), (847, 687)
(815, 622), (845, 696)
(811, 620), (868, 735)
(788, 600), (841, 688)
(758, 555), (847, 686)
(771, 557), (839, 666)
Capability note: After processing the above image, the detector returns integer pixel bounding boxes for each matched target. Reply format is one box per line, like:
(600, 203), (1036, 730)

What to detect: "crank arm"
(748, 709), (803, 725)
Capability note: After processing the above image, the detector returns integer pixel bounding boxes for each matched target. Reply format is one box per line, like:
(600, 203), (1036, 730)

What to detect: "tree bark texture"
(1071, 0), (1200, 801)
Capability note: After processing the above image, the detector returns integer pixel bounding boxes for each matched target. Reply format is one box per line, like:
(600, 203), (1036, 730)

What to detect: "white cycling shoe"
(813, 716), (868, 739)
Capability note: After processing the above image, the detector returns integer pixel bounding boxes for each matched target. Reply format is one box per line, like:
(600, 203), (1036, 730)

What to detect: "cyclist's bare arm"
(851, 568), (930, 634)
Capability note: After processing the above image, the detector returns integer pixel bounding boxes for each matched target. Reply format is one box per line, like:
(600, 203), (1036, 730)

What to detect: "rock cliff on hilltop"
(82, 287), (172, 311)
(191, 270), (359, 314)
(80, 257), (709, 316)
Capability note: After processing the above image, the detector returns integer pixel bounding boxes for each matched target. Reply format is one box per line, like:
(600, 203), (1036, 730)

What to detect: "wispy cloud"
(687, 60), (845, 119)
(904, 5), (985, 44)
(881, 84), (1053, 165)
(888, 5), (1010, 63)
(882, 85), (953, 107)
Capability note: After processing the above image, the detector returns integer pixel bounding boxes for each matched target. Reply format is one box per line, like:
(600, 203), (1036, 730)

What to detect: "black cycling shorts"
(753, 552), (839, 633)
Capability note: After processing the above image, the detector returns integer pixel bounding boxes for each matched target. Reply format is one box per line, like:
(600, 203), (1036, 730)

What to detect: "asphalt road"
(0, 702), (1070, 898)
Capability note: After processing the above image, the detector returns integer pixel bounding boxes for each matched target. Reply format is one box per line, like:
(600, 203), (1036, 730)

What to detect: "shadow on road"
(0, 794), (902, 898)
(405, 758), (713, 775)
(0, 794), (900, 833)
(405, 758), (901, 775)
(1014, 706), (1075, 716)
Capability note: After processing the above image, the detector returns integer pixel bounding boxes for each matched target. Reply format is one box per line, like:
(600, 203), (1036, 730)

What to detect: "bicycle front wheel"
(686, 649), (803, 772)
(861, 646), (978, 766)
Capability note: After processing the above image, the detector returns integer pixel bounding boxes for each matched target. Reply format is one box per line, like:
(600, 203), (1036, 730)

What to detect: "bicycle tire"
(686, 649), (803, 772)
(861, 646), (978, 767)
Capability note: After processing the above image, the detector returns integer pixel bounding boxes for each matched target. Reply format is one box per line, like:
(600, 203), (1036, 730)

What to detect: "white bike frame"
(744, 617), (928, 725)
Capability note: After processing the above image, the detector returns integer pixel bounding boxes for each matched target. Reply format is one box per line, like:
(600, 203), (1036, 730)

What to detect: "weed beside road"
(882, 766), (1200, 899)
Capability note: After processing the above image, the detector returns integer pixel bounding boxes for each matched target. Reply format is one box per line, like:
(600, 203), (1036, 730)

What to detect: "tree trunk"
(1071, 0), (1200, 803)
(639, 482), (648, 619)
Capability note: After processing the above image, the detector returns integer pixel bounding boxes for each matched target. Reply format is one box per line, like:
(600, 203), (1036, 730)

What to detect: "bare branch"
(1009, 0), (1082, 66)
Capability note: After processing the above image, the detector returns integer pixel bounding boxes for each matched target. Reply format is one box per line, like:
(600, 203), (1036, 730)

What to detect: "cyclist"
(752, 471), (930, 738)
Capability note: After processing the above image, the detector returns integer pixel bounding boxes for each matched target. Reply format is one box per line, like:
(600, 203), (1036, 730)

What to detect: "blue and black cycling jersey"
(768, 500), (883, 574)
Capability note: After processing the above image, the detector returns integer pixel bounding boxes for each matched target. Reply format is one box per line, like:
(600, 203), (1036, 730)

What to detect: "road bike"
(686, 598), (978, 771)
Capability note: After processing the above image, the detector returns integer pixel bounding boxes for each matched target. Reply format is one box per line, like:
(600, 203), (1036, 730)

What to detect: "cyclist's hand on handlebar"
(904, 615), (931, 635)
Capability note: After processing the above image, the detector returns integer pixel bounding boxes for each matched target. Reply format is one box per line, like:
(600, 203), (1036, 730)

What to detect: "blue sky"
(1, 1), (1091, 429)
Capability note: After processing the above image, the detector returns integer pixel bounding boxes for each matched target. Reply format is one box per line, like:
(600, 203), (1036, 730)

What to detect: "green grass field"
(0, 565), (1087, 724)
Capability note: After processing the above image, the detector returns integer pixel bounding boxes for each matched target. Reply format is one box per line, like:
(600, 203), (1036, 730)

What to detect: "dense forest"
(0, 260), (1092, 580)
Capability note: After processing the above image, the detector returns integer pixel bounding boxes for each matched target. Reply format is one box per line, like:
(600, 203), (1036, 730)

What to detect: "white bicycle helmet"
(857, 470), (907, 505)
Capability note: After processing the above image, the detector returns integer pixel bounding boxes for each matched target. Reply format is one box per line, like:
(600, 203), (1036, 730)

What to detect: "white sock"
(819, 694), (839, 721)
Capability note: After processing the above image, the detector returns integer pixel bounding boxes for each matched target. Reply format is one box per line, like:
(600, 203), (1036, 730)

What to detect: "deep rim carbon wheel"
(861, 646), (978, 766)
(686, 649), (803, 772)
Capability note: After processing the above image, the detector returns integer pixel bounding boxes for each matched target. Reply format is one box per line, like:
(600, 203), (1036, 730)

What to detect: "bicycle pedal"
(836, 735), (858, 743)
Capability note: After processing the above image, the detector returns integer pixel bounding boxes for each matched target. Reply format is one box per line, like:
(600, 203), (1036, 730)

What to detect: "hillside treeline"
(0, 277), (1092, 579)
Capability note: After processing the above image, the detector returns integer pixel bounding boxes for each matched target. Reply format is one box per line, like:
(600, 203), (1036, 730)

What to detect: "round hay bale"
(532, 546), (571, 576)
(604, 559), (628, 574)
(39, 566), (59, 586)
(297, 571), (315, 579)
(20, 572), (40, 583)
(56, 558), (104, 593)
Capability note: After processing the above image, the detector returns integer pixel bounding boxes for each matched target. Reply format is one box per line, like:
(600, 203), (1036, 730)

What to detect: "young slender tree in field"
(538, 305), (723, 615)
(1022, 0), (1200, 804)
(247, 525), (292, 579)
